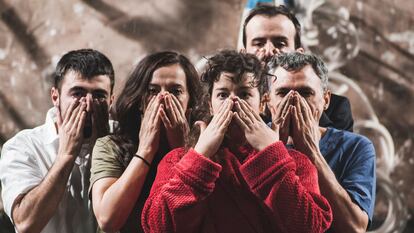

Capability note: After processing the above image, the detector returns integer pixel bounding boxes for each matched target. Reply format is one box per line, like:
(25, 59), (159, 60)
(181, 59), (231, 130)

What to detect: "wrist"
(136, 147), (156, 161)
(56, 152), (76, 165)
(194, 144), (211, 159)
(310, 149), (324, 166)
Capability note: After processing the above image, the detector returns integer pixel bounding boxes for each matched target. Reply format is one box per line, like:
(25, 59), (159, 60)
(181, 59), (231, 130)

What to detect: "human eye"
(148, 87), (159, 96)
(93, 93), (108, 101)
(272, 39), (288, 49)
(299, 90), (313, 98)
(239, 91), (252, 100)
(252, 40), (265, 48)
(217, 92), (229, 100)
(275, 90), (288, 97)
(170, 88), (183, 97)
(71, 90), (85, 98)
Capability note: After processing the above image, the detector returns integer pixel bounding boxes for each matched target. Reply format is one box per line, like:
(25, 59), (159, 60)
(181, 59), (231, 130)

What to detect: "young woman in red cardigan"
(141, 50), (333, 233)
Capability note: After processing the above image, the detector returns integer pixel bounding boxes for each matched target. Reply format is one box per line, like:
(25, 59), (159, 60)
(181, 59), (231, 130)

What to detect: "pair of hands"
(136, 93), (189, 159)
(268, 91), (321, 162)
(57, 97), (109, 158)
(194, 97), (279, 159)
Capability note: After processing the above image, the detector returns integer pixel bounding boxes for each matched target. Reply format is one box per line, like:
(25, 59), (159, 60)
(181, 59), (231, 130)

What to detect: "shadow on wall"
(81, 0), (214, 52)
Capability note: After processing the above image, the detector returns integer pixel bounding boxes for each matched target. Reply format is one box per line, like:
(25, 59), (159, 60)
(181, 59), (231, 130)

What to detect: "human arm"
(292, 94), (372, 233)
(240, 143), (332, 233)
(141, 99), (234, 233)
(5, 99), (86, 233)
(91, 95), (162, 232)
(233, 98), (332, 233)
(141, 149), (222, 233)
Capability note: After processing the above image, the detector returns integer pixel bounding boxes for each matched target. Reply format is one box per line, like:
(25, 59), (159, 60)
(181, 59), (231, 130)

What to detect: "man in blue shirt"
(267, 52), (376, 232)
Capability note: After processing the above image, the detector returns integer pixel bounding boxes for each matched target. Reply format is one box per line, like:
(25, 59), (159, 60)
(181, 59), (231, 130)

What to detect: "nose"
(264, 41), (277, 57)
(85, 93), (93, 112)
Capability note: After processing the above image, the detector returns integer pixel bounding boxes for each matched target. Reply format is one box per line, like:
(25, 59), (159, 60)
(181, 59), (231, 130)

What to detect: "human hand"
(268, 90), (295, 144)
(90, 98), (110, 141)
(57, 97), (87, 158)
(159, 93), (189, 149)
(290, 93), (321, 162)
(194, 99), (233, 159)
(136, 94), (162, 160)
(233, 97), (279, 151)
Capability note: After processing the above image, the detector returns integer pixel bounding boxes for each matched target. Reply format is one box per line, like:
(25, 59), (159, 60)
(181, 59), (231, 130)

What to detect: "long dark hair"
(111, 51), (203, 166)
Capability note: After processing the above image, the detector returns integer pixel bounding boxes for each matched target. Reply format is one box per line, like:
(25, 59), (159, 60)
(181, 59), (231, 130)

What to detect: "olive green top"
(90, 136), (145, 233)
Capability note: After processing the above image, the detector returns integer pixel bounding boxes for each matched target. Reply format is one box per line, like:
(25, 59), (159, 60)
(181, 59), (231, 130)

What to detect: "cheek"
(269, 95), (282, 108)
(211, 98), (223, 115)
(179, 92), (190, 112)
(247, 99), (261, 113)
(306, 99), (323, 116)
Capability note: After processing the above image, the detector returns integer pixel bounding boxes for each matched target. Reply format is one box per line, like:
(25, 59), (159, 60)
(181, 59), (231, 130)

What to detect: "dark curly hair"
(201, 50), (268, 97)
(187, 50), (268, 148)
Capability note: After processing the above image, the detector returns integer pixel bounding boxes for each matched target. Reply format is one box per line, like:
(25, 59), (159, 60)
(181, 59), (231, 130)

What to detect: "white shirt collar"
(44, 107), (59, 144)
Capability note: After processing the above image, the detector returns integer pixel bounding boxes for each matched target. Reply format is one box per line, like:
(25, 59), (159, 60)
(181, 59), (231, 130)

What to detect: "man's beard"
(83, 114), (93, 138)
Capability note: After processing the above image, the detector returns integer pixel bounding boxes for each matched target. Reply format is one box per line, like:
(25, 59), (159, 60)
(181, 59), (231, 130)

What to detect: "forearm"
(94, 157), (150, 231)
(314, 155), (368, 233)
(142, 150), (221, 233)
(13, 155), (75, 233)
(241, 143), (332, 233)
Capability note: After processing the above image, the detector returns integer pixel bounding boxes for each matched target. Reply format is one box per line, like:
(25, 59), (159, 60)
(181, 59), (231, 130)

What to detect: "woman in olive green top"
(90, 51), (204, 233)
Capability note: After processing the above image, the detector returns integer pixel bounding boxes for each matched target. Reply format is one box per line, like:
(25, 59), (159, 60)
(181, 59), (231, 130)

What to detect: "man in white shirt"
(0, 49), (115, 233)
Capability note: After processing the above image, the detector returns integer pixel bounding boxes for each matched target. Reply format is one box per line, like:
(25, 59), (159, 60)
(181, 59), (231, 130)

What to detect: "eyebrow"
(68, 86), (109, 95)
(149, 83), (185, 89)
(274, 86), (314, 92)
(252, 35), (288, 42)
(214, 86), (255, 91)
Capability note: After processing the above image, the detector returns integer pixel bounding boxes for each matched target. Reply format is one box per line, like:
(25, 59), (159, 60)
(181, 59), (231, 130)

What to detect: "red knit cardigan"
(141, 141), (332, 233)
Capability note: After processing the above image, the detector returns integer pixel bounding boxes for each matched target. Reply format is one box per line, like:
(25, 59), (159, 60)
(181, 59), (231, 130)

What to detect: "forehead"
(271, 65), (321, 89)
(214, 72), (256, 88)
(60, 71), (111, 92)
(151, 64), (187, 86)
(245, 14), (296, 41)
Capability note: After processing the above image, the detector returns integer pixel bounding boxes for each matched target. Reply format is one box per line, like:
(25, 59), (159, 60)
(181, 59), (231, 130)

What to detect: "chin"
(226, 122), (245, 142)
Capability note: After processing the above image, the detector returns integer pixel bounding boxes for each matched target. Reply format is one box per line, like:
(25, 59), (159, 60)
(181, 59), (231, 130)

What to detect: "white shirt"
(0, 108), (96, 233)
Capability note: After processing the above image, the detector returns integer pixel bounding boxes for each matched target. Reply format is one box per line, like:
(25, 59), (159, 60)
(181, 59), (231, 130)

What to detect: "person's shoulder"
(96, 135), (115, 146)
(327, 127), (367, 141)
(2, 124), (47, 150)
(93, 135), (122, 157)
(328, 128), (375, 157)
(337, 128), (372, 145)
(330, 94), (350, 105)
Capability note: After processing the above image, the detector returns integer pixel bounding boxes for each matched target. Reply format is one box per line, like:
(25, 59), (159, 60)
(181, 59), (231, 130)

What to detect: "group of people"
(0, 4), (376, 233)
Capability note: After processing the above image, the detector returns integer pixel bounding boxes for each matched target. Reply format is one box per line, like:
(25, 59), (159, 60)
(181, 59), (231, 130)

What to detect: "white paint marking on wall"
(10, 76), (16, 87)
(356, 1), (363, 11)
(31, 63), (38, 70)
(388, 31), (414, 54)
(73, 3), (85, 15)
(49, 29), (57, 37)
(381, 51), (396, 63)
(0, 49), (7, 60)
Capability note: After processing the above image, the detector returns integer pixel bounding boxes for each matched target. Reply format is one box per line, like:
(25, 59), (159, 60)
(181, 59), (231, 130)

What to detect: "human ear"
(323, 90), (331, 110)
(50, 87), (60, 107)
(295, 47), (305, 53)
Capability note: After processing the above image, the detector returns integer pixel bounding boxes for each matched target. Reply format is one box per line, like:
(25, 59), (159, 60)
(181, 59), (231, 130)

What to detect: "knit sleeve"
(141, 148), (222, 233)
(240, 141), (333, 233)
